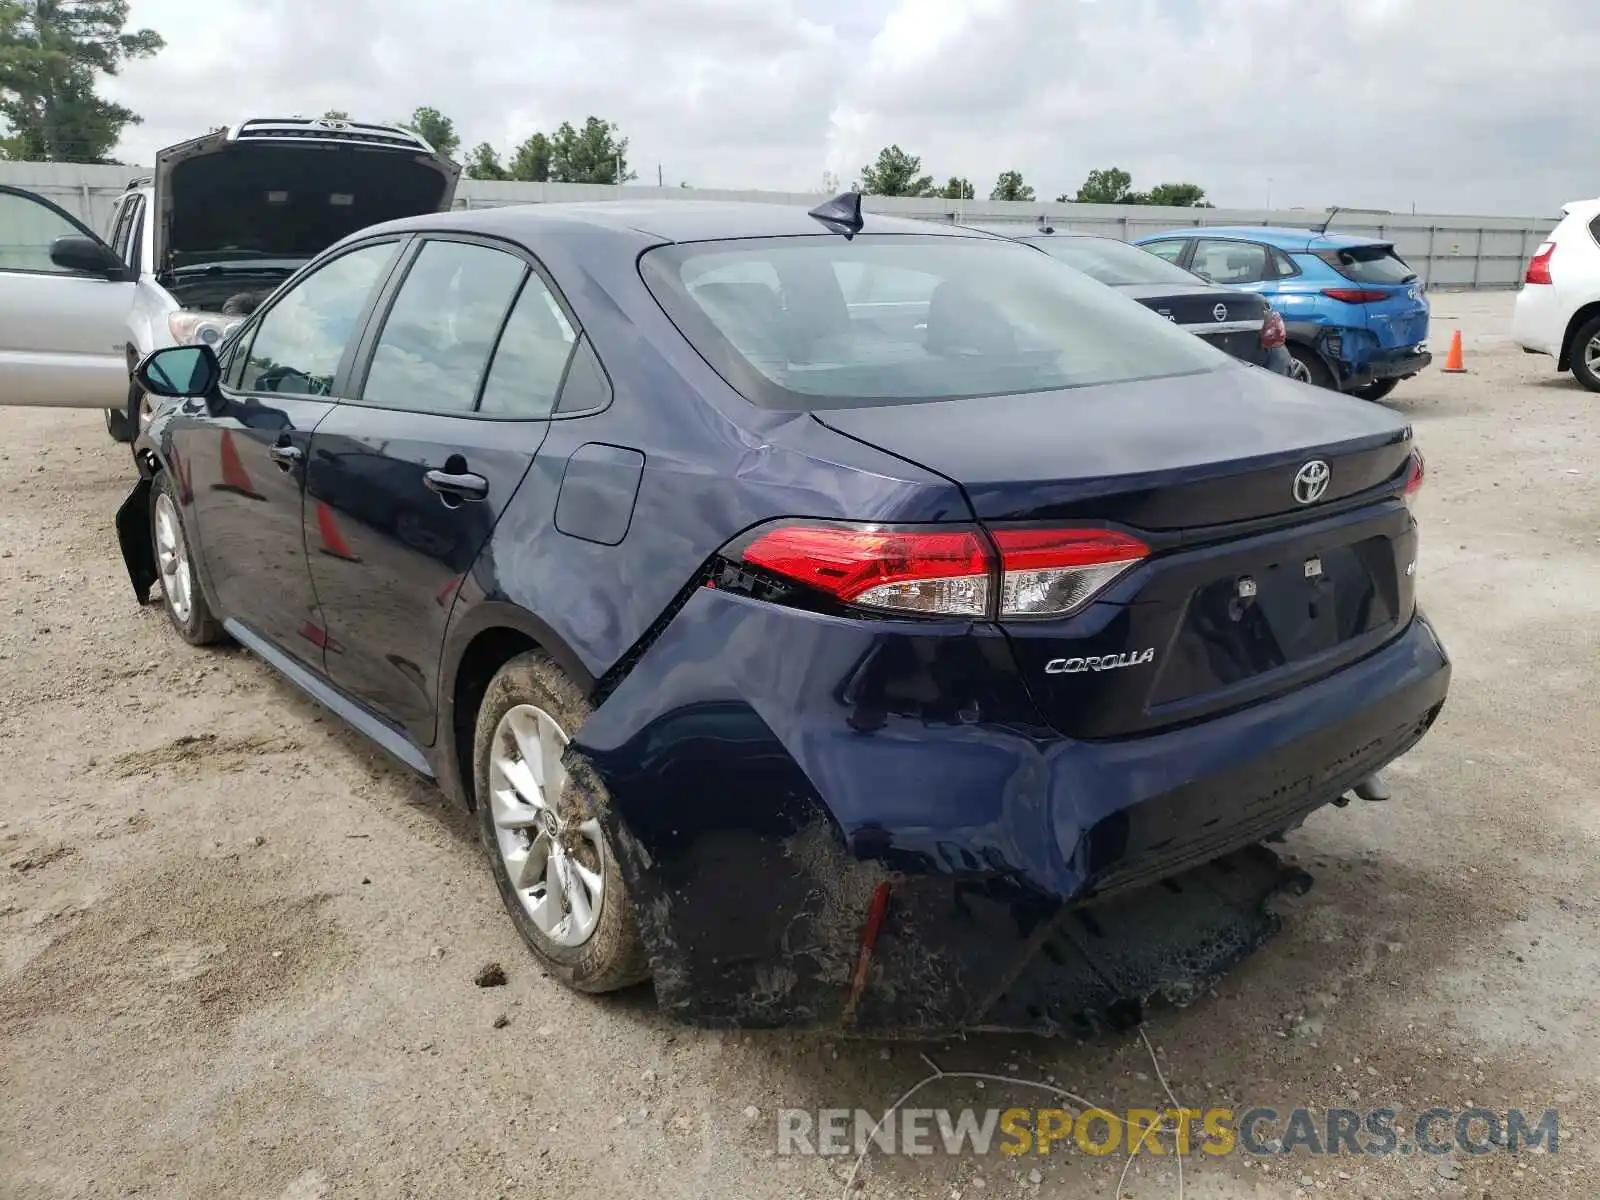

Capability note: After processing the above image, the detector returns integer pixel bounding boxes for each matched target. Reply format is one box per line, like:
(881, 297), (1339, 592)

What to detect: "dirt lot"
(2, 291), (1596, 1199)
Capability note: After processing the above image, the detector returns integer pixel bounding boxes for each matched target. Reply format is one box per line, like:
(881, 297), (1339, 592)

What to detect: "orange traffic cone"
(1441, 329), (1466, 373)
(217, 429), (264, 499)
(316, 500), (360, 561)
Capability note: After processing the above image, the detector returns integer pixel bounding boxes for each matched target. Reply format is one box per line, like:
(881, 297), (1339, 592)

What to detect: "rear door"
(305, 235), (578, 746)
(176, 237), (406, 665)
(0, 186), (135, 408)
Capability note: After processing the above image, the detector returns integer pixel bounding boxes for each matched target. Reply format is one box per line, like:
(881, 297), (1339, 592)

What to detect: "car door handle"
(268, 443), (302, 471)
(423, 469), (489, 503)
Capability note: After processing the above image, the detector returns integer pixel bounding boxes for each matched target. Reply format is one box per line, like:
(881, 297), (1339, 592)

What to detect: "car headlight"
(168, 312), (242, 347)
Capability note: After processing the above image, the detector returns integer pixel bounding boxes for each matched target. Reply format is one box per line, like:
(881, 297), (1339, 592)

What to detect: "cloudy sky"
(102, 0), (1590, 217)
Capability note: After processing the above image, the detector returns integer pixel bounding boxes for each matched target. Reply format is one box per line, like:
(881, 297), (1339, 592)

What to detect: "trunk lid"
(813, 365), (1418, 737)
(153, 118), (460, 274)
(1116, 283), (1269, 365)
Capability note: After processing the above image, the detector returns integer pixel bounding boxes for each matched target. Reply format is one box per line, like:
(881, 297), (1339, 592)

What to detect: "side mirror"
(49, 235), (124, 278)
(136, 344), (221, 399)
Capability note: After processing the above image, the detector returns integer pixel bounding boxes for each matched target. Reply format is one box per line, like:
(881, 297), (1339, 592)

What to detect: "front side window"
(239, 241), (398, 397)
(0, 188), (94, 275)
(1191, 239), (1270, 285)
(360, 240), (527, 415)
(641, 234), (1227, 410)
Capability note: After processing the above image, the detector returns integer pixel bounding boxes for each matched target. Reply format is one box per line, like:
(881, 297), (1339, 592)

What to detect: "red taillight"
(1402, 449), (1425, 505)
(733, 522), (1149, 619)
(1260, 309), (1287, 349)
(1321, 288), (1390, 304)
(990, 528), (1149, 618)
(1525, 241), (1555, 285)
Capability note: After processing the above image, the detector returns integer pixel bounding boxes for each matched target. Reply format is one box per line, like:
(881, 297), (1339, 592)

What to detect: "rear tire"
(1571, 315), (1600, 393)
(473, 651), (650, 994)
(1288, 346), (1336, 390)
(1353, 378), (1400, 402)
(151, 470), (226, 646)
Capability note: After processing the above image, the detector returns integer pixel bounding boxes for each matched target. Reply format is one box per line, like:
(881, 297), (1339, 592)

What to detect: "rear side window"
(1315, 245), (1417, 284)
(1587, 215), (1600, 249)
(1142, 239), (1188, 264)
(1191, 240), (1270, 285)
(477, 273), (579, 418)
(361, 240), (527, 415)
(641, 234), (1226, 411)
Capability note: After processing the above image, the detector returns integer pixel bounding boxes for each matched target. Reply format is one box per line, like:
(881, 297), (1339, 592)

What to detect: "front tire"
(1288, 346), (1336, 390)
(151, 470), (226, 645)
(473, 651), (649, 994)
(1571, 315), (1600, 393)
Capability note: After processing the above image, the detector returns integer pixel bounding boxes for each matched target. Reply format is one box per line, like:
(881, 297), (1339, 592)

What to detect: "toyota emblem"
(1293, 460), (1331, 505)
(1212, 303), (1228, 321)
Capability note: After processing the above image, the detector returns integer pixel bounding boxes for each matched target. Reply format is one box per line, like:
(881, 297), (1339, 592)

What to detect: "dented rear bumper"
(573, 587), (1449, 1035)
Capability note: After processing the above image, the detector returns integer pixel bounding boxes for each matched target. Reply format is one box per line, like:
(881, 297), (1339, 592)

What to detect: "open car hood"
(153, 127), (460, 271)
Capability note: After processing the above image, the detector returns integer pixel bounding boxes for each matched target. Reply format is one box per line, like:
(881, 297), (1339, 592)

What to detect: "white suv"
(1512, 197), (1600, 393)
(0, 117), (459, 438)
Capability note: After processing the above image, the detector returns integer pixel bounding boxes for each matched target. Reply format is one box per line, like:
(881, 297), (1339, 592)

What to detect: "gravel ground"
(1, 291), (1596, 1199)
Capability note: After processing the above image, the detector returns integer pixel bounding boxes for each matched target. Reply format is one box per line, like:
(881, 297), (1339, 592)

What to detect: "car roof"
(1137, 225), (1391, 252)
(369, 200), (988, 246)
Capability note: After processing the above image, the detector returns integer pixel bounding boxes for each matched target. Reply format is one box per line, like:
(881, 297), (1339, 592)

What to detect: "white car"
(1511, 197), (1600, 392)
(0, 117), (459, 438)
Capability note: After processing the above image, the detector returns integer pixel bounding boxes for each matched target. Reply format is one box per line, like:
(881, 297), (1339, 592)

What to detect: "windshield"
(641, 234), (1228, 410)
(1316, 244), (1417, 284)
(1023, 235), (1204, 287)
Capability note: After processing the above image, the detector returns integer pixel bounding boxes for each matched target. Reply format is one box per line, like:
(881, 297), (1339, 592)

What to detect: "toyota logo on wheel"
(1212, 303), (1228, 322)
(1293, 460), (1331, 505)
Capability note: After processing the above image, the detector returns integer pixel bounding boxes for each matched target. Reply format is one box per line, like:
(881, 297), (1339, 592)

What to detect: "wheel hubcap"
(1289, 359), (1313, 383)
(488, 704), (604, 948)
(153, 492), (193, 623)
(1585, 334), (1600, 378)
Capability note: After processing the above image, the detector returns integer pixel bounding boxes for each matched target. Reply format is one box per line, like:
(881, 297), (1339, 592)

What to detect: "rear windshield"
(1316, 244), (1417, 284)
(640, 234), (1227, 410)
(1023, 235), (1204, 287)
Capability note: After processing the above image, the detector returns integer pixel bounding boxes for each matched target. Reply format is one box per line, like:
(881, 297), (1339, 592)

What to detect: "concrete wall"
(3, 160), (1559, 289)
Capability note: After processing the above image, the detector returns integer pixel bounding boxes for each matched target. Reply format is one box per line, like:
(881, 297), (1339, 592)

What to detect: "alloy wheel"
(1585, 334), (1600, 381)
(1287, 358), (1314, 384)
(487, 704), (605, 947)
(153, 491), (193, 623)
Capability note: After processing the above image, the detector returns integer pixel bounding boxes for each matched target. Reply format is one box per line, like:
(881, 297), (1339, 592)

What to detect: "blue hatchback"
(1135, 226), (1431, 400)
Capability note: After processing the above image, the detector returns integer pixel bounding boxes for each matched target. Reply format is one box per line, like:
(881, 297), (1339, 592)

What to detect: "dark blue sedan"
(118, 197), (1449, 1036)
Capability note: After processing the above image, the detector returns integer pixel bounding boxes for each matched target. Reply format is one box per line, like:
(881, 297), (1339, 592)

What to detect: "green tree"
(405, 105), (458, 159)
(990, 170), (1034, 202)
(857, 145), (934, 197)
(939, 176), (974, 200)
(548, 116), (635, 184)
(1074, 167), (1137, 204)
(508, 130), (550, 182)
(1143, 181), (1212, 208)
(0, 0), (163, 162)
(464, 141), (509, 181)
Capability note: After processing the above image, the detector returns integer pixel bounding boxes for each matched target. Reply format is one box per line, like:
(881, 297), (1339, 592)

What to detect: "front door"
(177, 238), (406, 665)
(0, 186), (134, 408)
(306, 236), (579, 745)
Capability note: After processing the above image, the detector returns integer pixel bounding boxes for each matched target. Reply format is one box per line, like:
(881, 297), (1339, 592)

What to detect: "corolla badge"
(1293, 459), (1331, 505)
(1045, 648), (1156, 676)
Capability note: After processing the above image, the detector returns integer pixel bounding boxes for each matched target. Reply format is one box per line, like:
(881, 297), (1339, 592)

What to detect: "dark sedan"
(1013, 229), (1309, 380)
(118, 196), (1448, 1036)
